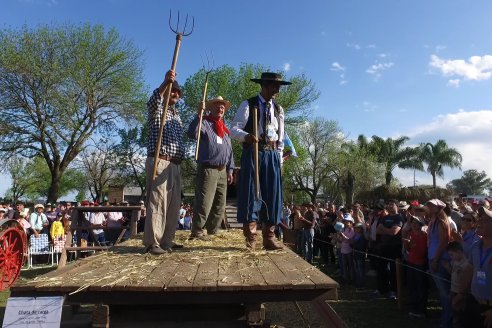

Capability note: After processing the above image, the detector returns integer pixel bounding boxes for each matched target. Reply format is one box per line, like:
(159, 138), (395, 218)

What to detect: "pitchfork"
(194, 52), (214, 161)
(152, 10), (195, 181)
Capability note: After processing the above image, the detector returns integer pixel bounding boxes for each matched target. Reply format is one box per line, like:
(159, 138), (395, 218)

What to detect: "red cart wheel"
(0, 227), (25, 291)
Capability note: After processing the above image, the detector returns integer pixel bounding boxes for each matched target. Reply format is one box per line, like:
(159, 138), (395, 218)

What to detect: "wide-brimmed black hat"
(250, 72), (292, 85)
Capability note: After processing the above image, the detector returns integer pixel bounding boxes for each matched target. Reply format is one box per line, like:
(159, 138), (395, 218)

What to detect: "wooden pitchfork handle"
(152, 34), (183, 181)
(194, 71), (210, 161)
(253, 106), (260, 199)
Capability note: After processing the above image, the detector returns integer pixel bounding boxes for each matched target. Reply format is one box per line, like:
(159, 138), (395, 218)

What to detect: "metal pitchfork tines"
(151, 9), (195, 181)
(169, 9), (195, 37)
(195, 51), (215, 161)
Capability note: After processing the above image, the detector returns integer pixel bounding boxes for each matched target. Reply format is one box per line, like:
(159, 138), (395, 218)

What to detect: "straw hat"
(34, 204), (44, 210)
(205, 96), (231, 111)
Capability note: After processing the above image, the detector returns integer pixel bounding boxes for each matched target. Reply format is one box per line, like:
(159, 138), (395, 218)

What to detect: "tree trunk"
(385, 170), (392, 186)
(47, 170), (62, 203)
(432, 172), (437, 189)
(345, 171), (355, 206)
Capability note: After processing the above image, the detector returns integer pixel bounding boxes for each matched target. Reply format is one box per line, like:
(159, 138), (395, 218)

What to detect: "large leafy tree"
(369, 136), (422, 185)
(447, 169), (492, 195)
(5, 156), (85, 202)
(285, 118), (342, 203)
(421, 140), (462, 189)
(0, 24), (146, 202)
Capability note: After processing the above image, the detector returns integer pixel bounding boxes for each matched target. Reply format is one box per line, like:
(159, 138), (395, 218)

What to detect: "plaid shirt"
(146, 88), (185, 159)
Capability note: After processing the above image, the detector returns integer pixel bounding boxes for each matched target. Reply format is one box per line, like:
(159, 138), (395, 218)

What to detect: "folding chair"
(28, 234), (54, 268)
(52, 235), (67, 266)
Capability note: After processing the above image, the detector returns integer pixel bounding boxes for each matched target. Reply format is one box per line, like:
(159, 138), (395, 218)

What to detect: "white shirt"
(230, 95), (284, 153)
(90, 212), (106, 235)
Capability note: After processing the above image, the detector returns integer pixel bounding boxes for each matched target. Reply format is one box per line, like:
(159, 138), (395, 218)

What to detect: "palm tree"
(421, 140), (462, 189)
(370, 136), (423, 185)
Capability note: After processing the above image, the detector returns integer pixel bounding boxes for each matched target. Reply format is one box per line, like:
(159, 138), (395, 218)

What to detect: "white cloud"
(447, 79), (461, 88)
(340, 80), (348, 86)
(430, 54), (492, 85)
(283, 63), (291, 72)
(346, 43), (361, 50)
(330, 62), (345, 72)
(395, 110), (492, 187)
(378, 53), (387, 58)
(366, 62), (394, 79)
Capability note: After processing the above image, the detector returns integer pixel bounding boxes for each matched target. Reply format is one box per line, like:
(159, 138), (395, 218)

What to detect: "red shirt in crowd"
(407, 230), (428, 266)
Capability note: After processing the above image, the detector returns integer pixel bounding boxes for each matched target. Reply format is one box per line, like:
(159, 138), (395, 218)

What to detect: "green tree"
(113, 127), (147, 200)
(0, 24), (146, 203)
(447, 169), (492, 195)
(4, 156), (36, 202)
(421, 140), (462, 189)
(285, 118), (342, 203)
(370, 136), (422, 185)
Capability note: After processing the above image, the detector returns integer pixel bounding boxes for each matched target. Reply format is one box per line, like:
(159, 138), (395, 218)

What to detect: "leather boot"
(262, 224), (284, 250)
(243, 222), (257, 250)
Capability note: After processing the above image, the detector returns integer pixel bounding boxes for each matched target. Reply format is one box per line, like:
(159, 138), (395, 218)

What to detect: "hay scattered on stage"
(27, 229), (292, 294)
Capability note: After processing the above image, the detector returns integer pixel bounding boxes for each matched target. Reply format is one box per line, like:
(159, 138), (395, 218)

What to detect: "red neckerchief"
(204, 115), (229, 138)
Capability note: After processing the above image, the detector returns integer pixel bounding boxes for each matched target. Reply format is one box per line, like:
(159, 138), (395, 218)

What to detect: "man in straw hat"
(30, 203), (49, 234)
(143, 70), (185, 255)
(231, 72), (291, 250)
(187, 96), (235, 240)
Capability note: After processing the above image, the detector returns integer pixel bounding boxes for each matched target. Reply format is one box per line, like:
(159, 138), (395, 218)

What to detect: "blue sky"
(1, 0), (492, 197)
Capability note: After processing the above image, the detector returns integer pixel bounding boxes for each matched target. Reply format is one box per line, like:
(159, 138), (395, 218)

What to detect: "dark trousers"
(377, 244), (401, 294)
(407, 263), (428, 314)
(354, 256), (366, 288)
(463, 296), (490, 328)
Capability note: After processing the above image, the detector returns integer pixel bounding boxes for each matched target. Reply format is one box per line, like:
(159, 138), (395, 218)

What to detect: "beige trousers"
(143, 157), (181, 249)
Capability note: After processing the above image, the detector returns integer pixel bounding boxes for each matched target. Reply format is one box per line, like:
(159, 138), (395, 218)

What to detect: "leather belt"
(258, 141), (276, 151)
(201, 164), (226, 171)
(478, 299), (492, 306)
(149, 154), (182, 165)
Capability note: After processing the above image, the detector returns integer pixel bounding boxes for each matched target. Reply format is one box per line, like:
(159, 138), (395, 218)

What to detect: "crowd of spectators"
(281, 196), (492, 328)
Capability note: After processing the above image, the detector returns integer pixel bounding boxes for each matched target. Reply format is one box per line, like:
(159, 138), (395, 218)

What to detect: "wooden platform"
(11, 229), (339, 326)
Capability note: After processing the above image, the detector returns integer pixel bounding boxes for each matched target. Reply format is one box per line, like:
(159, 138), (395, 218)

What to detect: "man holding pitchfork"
(143, 70), (186, 255)
(187, 96), (235, 241)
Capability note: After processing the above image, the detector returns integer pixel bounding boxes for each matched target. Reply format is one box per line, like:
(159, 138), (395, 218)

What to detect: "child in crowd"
(50, 212), (65, 241)
(445, 241), (473, 328)
(183, 211), (192, 230)
(404, 216), (428, 318)
(352, 222), (367, 290)
(338, 213), (355, 283)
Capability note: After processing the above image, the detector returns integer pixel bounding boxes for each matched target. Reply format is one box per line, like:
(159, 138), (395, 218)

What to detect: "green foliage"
(421, 140), (462, 188)
(5, 156), (85, 201)
(0, 23), (146, 201)
(447, 169), (492, 195)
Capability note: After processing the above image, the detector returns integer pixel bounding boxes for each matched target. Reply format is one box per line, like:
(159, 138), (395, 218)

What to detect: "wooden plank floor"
(11, 229), (338, 304)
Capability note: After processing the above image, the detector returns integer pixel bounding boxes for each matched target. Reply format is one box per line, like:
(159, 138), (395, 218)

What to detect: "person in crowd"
(458, 211), (481, 258)
(338, 213), (355, 283)
(29, 204), (49, 235)
(137, 200), (146, 233)
(143, 69), (185, 255)
(183, 210), (192, 231)
(320, 208), (337, 265)
(90, 202), (106, 246)
(15, 201), (29, 218)
(0, 207), (6, 220)
(50, 212), (65, 241)
(450, 201), (464, 232)
(427, 198), (453, 328)
(375, 199), (403, 300)
(187, 96), (234, 240)
(292, 209), (304, 255)
(16, 211), (37, 237)
(352, 222), (367, 290)
(404, 215), (428, 318)
(231, 72), (291, 251)
(444, 241), (473, 328)
(44, 203), (56, 224)
(106, 210), (125, 245)
(301, 203), (316, 263)
(463, 206), (492, 328)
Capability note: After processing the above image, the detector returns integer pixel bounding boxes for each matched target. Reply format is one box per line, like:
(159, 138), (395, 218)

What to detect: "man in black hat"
(143, 69), (185, 255)
(231, 72), (291, 250)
